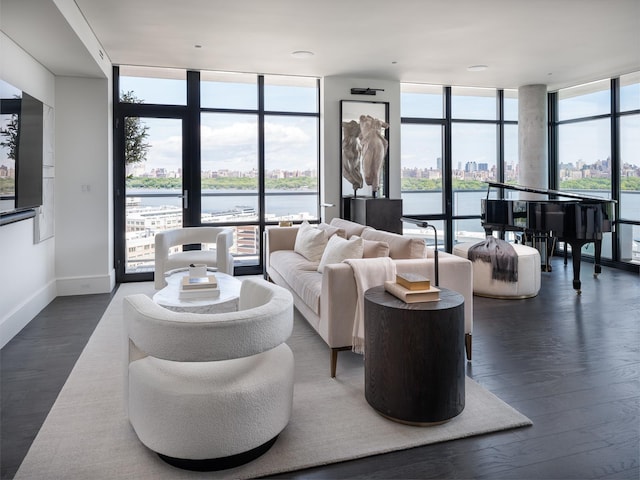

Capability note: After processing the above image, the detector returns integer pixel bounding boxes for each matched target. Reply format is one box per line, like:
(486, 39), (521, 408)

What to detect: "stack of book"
(179, 274), (220, 299)
(384, 273), (440, 303)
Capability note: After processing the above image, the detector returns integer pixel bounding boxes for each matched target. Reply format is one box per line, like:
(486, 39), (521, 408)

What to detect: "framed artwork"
(340, 100), (389, 200)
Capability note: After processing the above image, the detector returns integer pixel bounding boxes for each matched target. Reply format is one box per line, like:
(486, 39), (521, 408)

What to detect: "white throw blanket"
(344, 257), (396, 354)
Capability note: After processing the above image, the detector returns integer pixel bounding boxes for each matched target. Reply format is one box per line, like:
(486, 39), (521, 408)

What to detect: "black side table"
(364, 285), (465, 425)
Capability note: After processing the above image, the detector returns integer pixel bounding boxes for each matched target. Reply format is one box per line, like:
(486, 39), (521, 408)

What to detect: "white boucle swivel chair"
(154, 227), (234, 289)
(123, 278), (295, 471)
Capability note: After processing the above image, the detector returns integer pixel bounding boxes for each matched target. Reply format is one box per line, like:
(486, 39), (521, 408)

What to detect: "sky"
(114, 74), (639, 175)
(120, 76), (319, 173)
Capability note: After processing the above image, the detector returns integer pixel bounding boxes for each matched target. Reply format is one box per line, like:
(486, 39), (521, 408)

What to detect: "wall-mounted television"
(1, 79), (44, 219)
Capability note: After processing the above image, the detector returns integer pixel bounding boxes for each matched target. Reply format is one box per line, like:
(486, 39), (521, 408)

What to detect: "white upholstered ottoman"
(453, 241), (541, 299)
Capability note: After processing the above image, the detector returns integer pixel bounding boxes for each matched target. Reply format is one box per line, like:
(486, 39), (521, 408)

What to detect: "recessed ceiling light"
(291, 50), (314, 59)
(467, 65), (488, 72)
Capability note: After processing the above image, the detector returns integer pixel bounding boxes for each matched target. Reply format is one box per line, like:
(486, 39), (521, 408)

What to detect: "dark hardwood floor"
(1, 259), (639, 479)
(1, 291), (117, 480)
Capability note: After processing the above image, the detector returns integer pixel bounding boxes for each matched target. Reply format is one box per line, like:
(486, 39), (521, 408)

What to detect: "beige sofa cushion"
(269, 250), (322, 314)
(317, 235), (364, 273)
(329, 218), (369, 239)
(361, 229), (426, 259)
(318, 222), (346, 239)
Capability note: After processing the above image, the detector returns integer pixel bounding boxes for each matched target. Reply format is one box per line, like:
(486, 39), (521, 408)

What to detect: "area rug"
(15, 281), (532, 480)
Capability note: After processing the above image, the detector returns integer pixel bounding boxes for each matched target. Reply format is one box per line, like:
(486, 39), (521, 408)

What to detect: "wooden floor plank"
(0, 292), (115, 480)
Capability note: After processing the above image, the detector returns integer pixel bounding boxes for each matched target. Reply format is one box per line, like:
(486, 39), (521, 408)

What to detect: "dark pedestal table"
(364, 285), (465, 425)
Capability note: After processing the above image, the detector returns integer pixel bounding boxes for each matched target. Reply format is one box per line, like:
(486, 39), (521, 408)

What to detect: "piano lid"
(484, 181), (617, 203)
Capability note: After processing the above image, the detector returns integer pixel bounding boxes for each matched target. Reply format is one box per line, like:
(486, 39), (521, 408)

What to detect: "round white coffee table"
(153, 271), (242, 314)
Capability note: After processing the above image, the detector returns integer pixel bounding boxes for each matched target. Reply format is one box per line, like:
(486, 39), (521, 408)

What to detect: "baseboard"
(0, 280), (57, 349)
(0, 271), (116, 349)
(56, 270), (116, 296)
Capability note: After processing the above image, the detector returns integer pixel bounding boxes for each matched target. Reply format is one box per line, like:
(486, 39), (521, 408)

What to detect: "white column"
(518, 84), (548, 199)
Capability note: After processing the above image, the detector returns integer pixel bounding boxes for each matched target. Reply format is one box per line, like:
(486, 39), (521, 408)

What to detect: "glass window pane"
(200, 112), (259, 223)
(124, 117), (183, 274)
(504, 124), (519, 183)
(558, 118), (611, 195)
(620, 114), (640, 220)
(452, 87), (496, 120)
(401, 84), (443, 118)
(452, 123), (497, 215)
(119, 66), (186, 105)
(201, 71), (258, 110)
(618, 223), (640, 264)
(264, 115), (319, 221)
(400, 124), (443, 215)
(454, 218), (486, 245)
(264, 75), (317, 113)
(620, 72), (640, 113)
(402, 219), (444, 251)
(233, 224), (260, 263)
(558, 79), (610, 121)
(504, 89), (518, 121)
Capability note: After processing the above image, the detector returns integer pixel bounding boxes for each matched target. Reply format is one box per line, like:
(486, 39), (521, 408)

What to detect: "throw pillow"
(359, 237), (390, 258)
(317, 222), (346, 239)
(317, 235), (364, 273)
(361, 229), (427, 259)
(294, 221), (328, 262)
(328, 218), (368, 238)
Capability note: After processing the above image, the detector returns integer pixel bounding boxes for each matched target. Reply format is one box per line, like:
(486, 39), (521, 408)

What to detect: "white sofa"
(265, 218), (473, 377)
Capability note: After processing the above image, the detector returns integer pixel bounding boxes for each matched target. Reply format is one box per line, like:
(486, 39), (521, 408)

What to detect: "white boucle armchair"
(123, 278), (294, 471)
(154, 226), (234, 289)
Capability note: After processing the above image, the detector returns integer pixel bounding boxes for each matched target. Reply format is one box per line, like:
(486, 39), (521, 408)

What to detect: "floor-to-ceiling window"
(402, 74), (638, 270)
(618, 72), (640, 264)
(114, 67), (320, 281)
(400, 84), (517, 250)
(400, 84), (446, 248)
(553, 74), (640, 266)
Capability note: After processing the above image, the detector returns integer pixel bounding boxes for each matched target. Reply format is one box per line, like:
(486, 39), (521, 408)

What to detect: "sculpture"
(359, 115), (389, 197)
(341, 120), (364, 195)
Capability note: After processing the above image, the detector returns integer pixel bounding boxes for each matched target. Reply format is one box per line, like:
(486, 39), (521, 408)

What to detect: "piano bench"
(453, 242), (541, 299)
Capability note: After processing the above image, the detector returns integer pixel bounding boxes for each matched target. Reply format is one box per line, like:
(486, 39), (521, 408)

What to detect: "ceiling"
(2, 0), (640, 90)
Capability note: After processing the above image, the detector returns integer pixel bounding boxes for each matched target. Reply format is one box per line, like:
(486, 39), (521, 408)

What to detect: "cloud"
(134, 117), (319, 173)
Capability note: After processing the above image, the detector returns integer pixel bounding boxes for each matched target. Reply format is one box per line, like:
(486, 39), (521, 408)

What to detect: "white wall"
(0, 12), (113, 347)
(0, 32), (56, 106)
(55, 76), (114, 295)
(0, 33), (57, 348)
(321, 76), (401, 222)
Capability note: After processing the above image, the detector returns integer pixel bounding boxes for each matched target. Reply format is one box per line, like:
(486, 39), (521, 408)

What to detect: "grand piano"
(481, 181), (616, 294)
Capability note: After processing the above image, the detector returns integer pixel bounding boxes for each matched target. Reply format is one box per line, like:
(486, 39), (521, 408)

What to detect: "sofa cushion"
(270, 251), (322, 314)
(317, 235), (364, 273)
(318, 222), (346, 239)
(294, 221), (329, 262)
(329, 218), (369, 239)
(361, 229), (426, 259)
(359, 237), (390, 258)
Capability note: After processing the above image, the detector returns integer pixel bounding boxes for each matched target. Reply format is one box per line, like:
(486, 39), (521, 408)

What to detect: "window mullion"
(258, 75), (266, 233)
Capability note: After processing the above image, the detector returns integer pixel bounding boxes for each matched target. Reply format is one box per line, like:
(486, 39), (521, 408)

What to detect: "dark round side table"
(364, 285), (465, 425)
